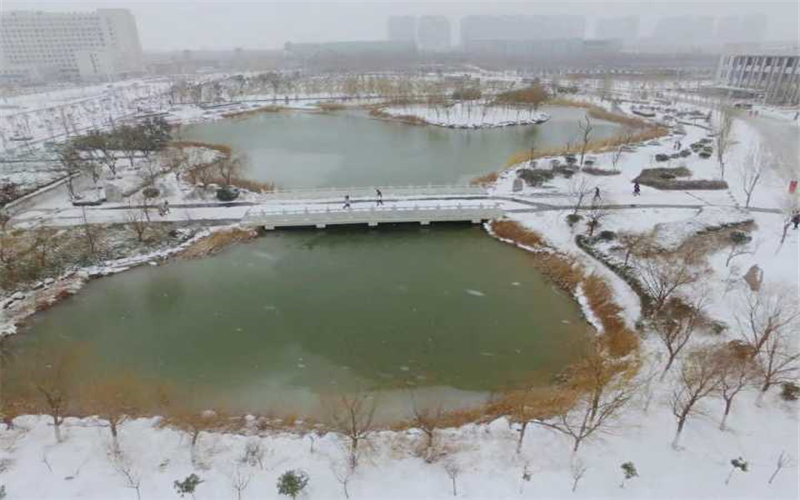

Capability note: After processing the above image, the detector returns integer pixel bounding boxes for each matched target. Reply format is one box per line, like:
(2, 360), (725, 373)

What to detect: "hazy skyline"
(3, 0), (798, 51)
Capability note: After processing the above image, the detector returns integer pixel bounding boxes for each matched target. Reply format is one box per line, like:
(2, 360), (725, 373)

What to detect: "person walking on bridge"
(633, 181), (641, 196)
(376, 188), (383, 206)
(343, 195), (351, 210)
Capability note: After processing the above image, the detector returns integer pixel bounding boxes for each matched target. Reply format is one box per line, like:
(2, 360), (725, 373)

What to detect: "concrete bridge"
(242, 202), (502, 230)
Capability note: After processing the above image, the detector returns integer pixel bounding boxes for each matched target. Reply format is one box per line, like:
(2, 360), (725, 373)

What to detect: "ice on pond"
(297, 363), (306, 369)
(465, 289), (486, 297)
(479, 351), (496, 357)
(263, 305), (277, 311)
(399, 365), (410, 371)
(511, 282), (521, 286)
(561, 320), (571, 324)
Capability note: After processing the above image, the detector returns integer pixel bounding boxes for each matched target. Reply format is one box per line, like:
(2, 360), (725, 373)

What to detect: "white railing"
(242, 203), (503, 228)
(257, 184), (487, 201)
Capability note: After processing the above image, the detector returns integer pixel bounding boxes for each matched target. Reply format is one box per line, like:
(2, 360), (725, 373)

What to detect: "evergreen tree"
(277, 470), (309, 499)
(620, 461), (638, 488)
(174, 473), (203, 498)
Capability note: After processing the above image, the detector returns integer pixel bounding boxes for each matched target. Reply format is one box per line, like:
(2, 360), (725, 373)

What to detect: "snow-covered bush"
(780, 382), (799, 401)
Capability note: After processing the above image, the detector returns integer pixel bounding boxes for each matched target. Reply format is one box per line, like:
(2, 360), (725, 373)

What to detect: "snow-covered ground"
(380, 102), (549, 128)
(1, 76), (798, 499)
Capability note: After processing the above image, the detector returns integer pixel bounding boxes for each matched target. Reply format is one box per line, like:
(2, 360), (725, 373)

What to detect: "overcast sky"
(3, 0), (798, 51)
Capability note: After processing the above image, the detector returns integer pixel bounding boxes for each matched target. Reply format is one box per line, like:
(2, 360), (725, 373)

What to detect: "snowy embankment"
(380, 102), (549, 129)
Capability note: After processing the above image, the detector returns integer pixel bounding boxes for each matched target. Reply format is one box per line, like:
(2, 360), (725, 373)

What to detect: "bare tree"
(585, 197), (610, 237)
(125, 198), (151, 242)
(653, 295), (707, 377)
(84, 375), (144, 452)
(532, 348), (637, 452)
(216, 154), (243, 187)
(669, 348), (721, 449)
(570, 458), (588, 492)
(714, 104), (734, 179)
(326, 391), (377, 470)
(735, 285), (799, 356)
(578, 115), (594, 167)
(739, 143), (766, 208)
(568, 176), (593, 216)
(768, 451), (794, 484)
(55, 144), (84, 199)
(712, 343), (756, 431)
(409, 397), (444, 462)
(80, 206), (100, 257)
(28, 347), (81, 443)
(444, 461), (460, 496)
(617, 231), (653, 267)
(754, 324), (799, 395)
(634, 248), (703, 315)
(330, 458), (353, 499)
(110, 448), (142, 500)
(229, 467), (251, 500)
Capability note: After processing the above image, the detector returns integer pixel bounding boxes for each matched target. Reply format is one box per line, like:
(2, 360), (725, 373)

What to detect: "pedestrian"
(633, 181), (641, 196)
(163, 200), (170, 215)
(794, 111), (799, 121)
(594, 186), (601, 200)
(376, 188), (383, 206)
(792, 212), (800, 230)
(343, 195), (351, 210)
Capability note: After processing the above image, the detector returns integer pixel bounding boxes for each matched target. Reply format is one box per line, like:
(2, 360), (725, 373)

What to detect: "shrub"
(729, 231), (752, 245)
(582, 167), (621, 176)
(634, 167), (728, 190)
(470, 171), (499, 186)
(216, 186), (239, 201)
(566, 213), (582, 226)
(780, 382), (799, 401)
(517, 168), (554, 187)
(174, 474), (203, 498)
(598, 230), (617, 241)
(451, 87), (482, 101)
(142, 186), (160, 199)
(277, 470), (309, 499)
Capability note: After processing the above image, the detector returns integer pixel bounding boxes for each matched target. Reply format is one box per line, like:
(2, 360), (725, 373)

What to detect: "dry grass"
(490, 220), (584, 294)
(369, 107), (429, 125)
(170, 141), (232, 157)
(178, 227), (258, 259)
(221, 105), (284, 119)
(470, 172), (499, 186)
(505, 127), (666, 167)
(316, 102), (347, 112)
(582, 274), (640, 358)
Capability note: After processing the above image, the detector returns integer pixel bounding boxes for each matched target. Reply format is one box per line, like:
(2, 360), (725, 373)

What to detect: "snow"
(380, 102), (549, 128)
(2, 73), (799, 499)
(650, 207), (754, 252)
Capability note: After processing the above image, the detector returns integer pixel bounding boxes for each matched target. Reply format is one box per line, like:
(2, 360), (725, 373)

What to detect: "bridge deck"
(242, 203), (503, 229)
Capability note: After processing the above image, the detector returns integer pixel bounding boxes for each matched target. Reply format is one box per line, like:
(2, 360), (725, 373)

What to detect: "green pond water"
(179, 105), (621, 188)
(7, 108), (619, 419)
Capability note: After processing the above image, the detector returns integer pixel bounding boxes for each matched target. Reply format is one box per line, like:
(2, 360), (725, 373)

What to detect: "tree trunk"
(672, 419), (685, 449)
(53, 415), (62, 443)
(719, 399), (733, 431)
(516, 421), (527, 454)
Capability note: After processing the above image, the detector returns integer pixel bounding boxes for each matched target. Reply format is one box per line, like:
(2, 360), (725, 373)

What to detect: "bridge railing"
(242, 202), (503, 227)
(257, 184), (488, 201)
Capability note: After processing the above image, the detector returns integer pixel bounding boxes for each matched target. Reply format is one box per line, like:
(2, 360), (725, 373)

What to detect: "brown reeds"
(221, 105), (283, 119)
(178, 227), (258, 259)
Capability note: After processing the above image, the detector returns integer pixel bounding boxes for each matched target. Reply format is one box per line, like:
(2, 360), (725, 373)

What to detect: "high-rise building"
(0, 8), (144, 82)
(595, 16), (639, 45)
(387, 16), (417, 43)
(417, 16), (450, 52)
